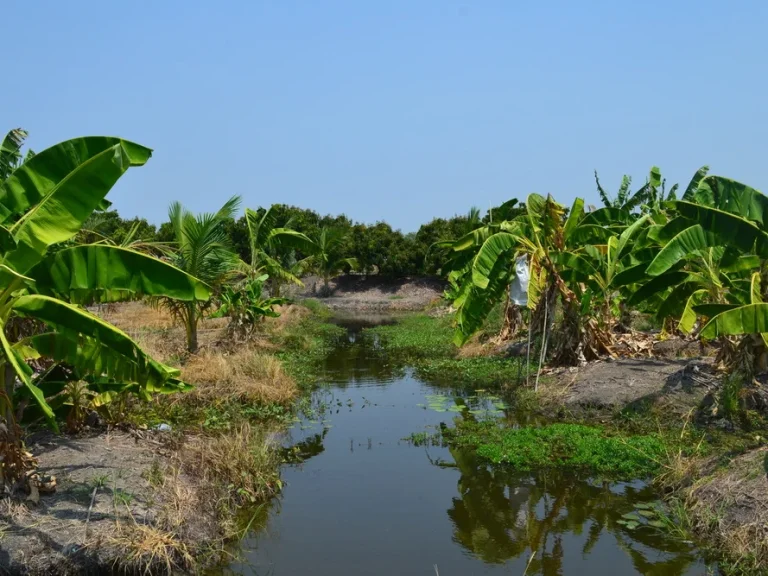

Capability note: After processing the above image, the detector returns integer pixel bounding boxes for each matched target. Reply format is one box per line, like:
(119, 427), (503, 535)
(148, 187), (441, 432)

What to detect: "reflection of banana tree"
(437, 449), (698, 575)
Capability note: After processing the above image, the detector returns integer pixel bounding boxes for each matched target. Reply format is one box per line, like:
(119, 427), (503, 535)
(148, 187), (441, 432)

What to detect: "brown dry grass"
(680, 447), (768, 572)
(178, 347), (297, 406)
(104, 522), (194, 575)
(180, 423), (282, 505)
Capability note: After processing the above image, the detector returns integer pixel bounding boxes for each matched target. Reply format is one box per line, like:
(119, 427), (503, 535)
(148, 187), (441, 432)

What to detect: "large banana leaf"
(13, 295), (152, 362)
(693, 303), (739, 317)
(613, 263), (649, 287)
(5, 142), (151, 273)
(645, 225), (708, 277)
(25, 332), (181, 389)
(471, 232), (518, 289)
(580, 207), (631, 226)
(0, 322), (56, 429)
(672, 201), (765, 255)
(27, 245), (210, 304)
(563, 198), (584, 241)
(0, 137), (150, 224)
(681, 166), (710, 201)
(720, 253), (760, 274)
(655, 281), (703, 321)
(568, 225), (616, 245)
(628, 271), (689, 306)
(700, 304), (768, 339)
(695, 175), (768, 227)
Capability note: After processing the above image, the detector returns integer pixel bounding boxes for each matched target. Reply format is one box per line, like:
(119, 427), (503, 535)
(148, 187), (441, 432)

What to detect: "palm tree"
(303, 226), (357, 292)
(162, 196), (241, 352)
(244, 206), (315, 295)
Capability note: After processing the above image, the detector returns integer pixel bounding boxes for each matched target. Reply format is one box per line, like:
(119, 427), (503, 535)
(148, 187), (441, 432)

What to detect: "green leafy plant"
(0, 133), (209, 485)
(211, 274), (288, 337)
(160, 196), (241, 352)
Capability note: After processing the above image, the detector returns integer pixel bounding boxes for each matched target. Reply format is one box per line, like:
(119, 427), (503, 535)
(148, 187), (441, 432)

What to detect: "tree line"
(85, 202), (521, 278)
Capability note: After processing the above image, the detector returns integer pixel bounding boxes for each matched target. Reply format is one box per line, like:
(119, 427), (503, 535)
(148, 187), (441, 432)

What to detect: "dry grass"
(178, 347), (298, 406)
(104, 522), (194, 575)
(97, 301), (176, 332)
(180, 423), (282, 505)
(456, 339), (494, 358)
(682, 447), (768, 573)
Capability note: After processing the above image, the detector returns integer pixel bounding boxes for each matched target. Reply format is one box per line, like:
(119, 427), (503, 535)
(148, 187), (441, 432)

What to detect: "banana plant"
(0, 135), (210, 483)
(459, 194), (629, 366)
(211, 274), (288, 335)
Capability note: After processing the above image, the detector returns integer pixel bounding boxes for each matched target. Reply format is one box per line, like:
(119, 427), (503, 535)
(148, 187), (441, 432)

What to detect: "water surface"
(228, 319), (710, 576)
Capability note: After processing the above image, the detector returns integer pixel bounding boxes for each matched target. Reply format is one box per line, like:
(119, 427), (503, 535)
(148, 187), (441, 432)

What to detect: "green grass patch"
(366, 314), (455, 359)
(414, 357), (528, 388)
(274, 316), (345, 388)
(446, 420), (668, 479)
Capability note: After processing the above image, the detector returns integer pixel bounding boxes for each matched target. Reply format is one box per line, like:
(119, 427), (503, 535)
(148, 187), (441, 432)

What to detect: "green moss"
(446, 421), (668, 479)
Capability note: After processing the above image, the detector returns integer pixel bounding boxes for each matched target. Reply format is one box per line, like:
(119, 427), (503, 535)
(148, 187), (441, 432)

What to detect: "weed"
(445, 420), (672, 479)
(144, 460), (165, 488)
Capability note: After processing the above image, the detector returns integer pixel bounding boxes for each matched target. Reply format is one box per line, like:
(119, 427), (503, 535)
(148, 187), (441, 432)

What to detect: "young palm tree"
(244, 205), (315, 295)
(303, 226), (358, 292)
(163, 196), (241, 352)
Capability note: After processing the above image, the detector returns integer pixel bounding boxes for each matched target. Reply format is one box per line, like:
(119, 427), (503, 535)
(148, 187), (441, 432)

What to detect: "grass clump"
(448, 421), (667, 479)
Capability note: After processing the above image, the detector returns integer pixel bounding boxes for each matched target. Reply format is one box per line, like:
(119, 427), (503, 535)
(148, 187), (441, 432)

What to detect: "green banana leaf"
(678, 289), (708, 334)
(563, 197), (585, 241)
(5, 142), (151, 273)
(628, 271), (689, 306)
(613, 263), (649, 287)
(655, 281), (704, 322)
(568, 224), (616, 245)
(681, 166), (710, 201)
(695, 175), (768, 228)
(25, 332), (180, 389)
(700, 303), (768, 339)
(692, 303), (739, 318)
(672, 201), (765, 256)
(471, 232), (518, 289)
(0, 137), (150, 224)
(27, 244), (210, 304)
(580, 207), (631, 226)
(720, 253), (760, 274)
(646, 225), (708, 277)
(267, 227), (316, 254)
(13, 294), (155, 362)
(0, 321), (56, 429)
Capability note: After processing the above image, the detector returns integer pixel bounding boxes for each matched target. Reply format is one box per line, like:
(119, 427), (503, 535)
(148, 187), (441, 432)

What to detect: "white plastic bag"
(509, 255), (529, 306)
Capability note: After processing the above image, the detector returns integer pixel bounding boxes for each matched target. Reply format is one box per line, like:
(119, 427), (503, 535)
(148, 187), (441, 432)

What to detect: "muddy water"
(228, 319), (710, 575)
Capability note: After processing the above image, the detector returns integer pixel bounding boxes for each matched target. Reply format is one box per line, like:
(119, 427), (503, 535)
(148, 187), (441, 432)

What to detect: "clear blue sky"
(6, 1), (768, 232)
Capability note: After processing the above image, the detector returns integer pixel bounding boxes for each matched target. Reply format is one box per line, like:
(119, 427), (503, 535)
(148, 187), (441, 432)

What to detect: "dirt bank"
(540, 357), (719, 416)
(0, 430), (221, 574)
(290, 275), (446, 311)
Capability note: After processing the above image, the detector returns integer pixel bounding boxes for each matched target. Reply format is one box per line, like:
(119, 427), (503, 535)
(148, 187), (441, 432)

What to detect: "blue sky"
(6, 1), (768, 231)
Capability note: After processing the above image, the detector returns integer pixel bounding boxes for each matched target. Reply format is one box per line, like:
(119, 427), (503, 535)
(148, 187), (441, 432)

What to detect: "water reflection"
(443, 447), (700, 575)
(229, 317), (708, 576)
